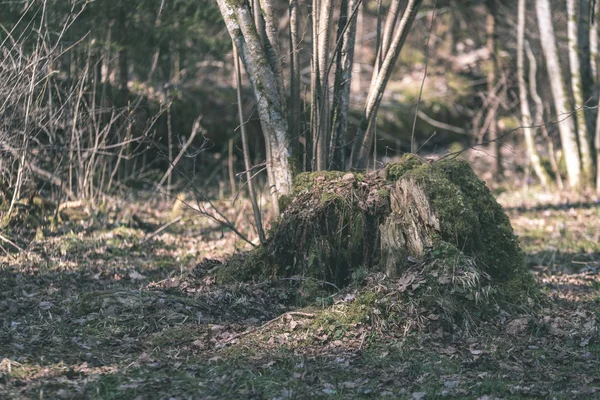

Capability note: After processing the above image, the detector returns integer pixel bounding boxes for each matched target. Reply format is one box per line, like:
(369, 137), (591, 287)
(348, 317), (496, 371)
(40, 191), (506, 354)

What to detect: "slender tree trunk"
(567, 0), (595, 186)
(591, 0), (599, 78)
(596, 110), (600, 191)
(248, 0), (275, 207)
(116, 6), (129, 103)
(234, 47), (266, 244)
(536, 0), (582, 188)
(310, 0), (320, 171)
(330, 0), (358, 170)
(594, 0), (600, 192)
(526, 41), (564, 189)
(289, 0), (301, 159)
(259, 0), (287, 103)
(518, 0), (549, 186)
(578, 0), (595, 134)
(311, 0), (334, 170)
(351, 0), (423, 169)
(216, 0), (294, 203)
(253, 0), (265, 40)
(380, 0), (402, 64)
(352, 0), (364, 98)
(486, 0), (502, 178)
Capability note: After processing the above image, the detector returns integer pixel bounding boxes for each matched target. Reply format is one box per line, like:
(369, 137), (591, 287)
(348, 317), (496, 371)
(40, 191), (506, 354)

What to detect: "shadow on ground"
(1, 203), (600, 399)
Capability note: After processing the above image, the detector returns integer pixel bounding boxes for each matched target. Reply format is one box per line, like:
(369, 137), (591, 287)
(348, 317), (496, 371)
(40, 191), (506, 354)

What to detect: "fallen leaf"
(506, 318), (529, 335)
(129, 271), (146, 280)
(39, 301), (54, 310)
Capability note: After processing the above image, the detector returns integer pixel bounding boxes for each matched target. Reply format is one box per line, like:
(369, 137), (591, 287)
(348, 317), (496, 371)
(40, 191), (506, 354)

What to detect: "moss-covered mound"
(216, 154), (533, 307)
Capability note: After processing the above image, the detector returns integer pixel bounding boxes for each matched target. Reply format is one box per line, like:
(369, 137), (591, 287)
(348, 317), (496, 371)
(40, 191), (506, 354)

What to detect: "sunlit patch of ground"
(1, 191), (599, 399)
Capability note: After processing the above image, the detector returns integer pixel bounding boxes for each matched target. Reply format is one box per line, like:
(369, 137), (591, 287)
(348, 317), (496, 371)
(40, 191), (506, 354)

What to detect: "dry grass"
(0, 188), (598, 399)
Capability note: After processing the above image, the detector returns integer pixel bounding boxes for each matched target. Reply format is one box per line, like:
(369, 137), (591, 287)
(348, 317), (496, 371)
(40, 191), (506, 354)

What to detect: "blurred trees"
(3, 0), (600, 212)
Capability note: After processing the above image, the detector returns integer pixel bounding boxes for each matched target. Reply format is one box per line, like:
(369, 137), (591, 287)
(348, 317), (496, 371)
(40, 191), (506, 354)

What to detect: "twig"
(141, 215), (183, 244)
(152, 116), (203, 197)
(416, 109), (466, 135)
(359, 331), (367, 350)
(0, 233), (25, 253)
(234, 45), (265, 244)
(411, 0), (437, 153)
(224, 311), (315, 344)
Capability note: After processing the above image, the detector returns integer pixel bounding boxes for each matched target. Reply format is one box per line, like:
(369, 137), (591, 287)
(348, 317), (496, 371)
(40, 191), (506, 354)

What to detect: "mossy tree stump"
(217, 154), (532, 303)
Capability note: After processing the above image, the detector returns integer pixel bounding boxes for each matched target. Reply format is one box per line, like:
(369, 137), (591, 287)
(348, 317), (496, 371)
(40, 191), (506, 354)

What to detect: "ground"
(1, 191), (599, 399)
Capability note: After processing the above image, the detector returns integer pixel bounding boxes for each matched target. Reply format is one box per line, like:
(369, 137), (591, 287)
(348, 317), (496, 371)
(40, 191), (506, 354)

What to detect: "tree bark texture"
(536, 0), (582, 188)
(517, 0), (550, 187)
(216, 0), (294, 201)
(351, 0), (423, 170)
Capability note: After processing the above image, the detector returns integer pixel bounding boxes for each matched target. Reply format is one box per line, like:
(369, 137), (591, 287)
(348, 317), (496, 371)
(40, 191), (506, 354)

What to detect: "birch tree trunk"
(535, 0), (582, 188)
(518, 0), (549, 187)
(591, 0), (599, 78)
(311, 0), (334, 171)
(380, 0), (402, 65)
(216, 0), (293, 203)
(567, 0), (595, 186)
(578, 0), (595, 134)
(594, 0), (600, 192)
(526, 41), (564, 189)
(310, 0), (321, 171)
(289, 0), (300, 157)
(330, 0), (358, 170)
(351, 0), (423, 169)
(234, 46), (266, 244)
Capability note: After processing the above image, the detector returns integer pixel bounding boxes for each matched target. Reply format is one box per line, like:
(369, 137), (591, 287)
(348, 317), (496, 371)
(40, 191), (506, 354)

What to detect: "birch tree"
(216, 0), (424, 207)
(215, 0), (294, 207)
(567, 0), (594, 185)
(351, 0), (423, 169)
(592, 0), (600, 192)
(329, 0), (359, 170)
(518, 0), (549, 186)
(535, 0), (582, 188)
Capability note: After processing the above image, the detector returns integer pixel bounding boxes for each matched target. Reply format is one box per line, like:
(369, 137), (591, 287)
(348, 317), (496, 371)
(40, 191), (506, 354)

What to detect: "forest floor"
(1, 191), (599, 399)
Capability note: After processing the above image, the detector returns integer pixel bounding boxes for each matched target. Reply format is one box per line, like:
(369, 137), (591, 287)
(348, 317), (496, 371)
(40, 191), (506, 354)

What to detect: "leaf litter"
(0, 195), (599, 398)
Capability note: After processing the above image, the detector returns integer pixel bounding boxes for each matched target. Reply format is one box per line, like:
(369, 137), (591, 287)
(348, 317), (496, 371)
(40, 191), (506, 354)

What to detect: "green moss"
(277, 195), (291, 213)
(292, 170), (346, 193)
(312, 291), (377, 331)
(385, 153), (424, 181)
(401, 158), (528, 282)
(214, 247), (272, 284)
(320, 191), (341, 204)
(220, 156), (532, 321)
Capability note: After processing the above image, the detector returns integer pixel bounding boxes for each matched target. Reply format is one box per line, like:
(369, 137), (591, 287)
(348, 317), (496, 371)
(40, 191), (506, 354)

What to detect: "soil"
(0, 189), (599, 399)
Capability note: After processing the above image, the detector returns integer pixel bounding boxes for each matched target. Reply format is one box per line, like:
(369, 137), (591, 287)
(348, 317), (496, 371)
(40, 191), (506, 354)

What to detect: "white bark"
(330, 0), (358, 170)
(591, 0), (599, 78)
(567, 0), (594, 185)
(596, 105), (600, 192)
(381, 0), (402, 61)
(594, 0), (600, 192)
(518, 0), (549, 186)
(313, 0), (334, 170)
(351, 0), (423, 169)
(234, 47), (266, 244)
(289, 0), (300, 155)
(526, 41), (564, 189)
(216, 0), (293, 200)
(535, 0), (582, 188)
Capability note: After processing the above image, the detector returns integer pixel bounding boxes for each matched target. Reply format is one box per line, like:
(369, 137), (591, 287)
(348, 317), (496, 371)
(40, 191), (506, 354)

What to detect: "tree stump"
(217, 154), (531, 304)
